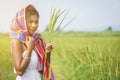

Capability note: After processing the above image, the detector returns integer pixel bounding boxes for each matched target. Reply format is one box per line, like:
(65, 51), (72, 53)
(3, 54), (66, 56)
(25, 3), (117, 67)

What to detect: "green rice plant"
(46, 8), (75, 42)
(50, 36), (120, 80)
(0, 34), (15, 80)
(1, 32), (120, 80)
(43, 8), (76, 80)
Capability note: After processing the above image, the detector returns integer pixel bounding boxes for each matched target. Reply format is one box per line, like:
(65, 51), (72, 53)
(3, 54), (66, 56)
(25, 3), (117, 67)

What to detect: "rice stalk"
(48, 8), (65, 33)
(60, 16), (76, 31)
(56, 10), (69, 31)
(115, 58), (118, 77)
(47, 8), (75, 42)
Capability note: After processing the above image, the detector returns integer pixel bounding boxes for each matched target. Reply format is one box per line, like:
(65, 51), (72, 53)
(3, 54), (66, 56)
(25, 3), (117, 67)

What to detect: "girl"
(10, 4), (54, 80)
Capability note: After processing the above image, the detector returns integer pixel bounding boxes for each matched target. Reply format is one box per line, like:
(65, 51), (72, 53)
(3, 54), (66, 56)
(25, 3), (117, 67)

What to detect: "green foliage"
(48, 8), (75, 32)
(46, 8), (75, 42)
(105, 26), (112, 31)
(0, 34), (15, 80)
(42, 31), (120, 80)
(0, 32), (120, 80)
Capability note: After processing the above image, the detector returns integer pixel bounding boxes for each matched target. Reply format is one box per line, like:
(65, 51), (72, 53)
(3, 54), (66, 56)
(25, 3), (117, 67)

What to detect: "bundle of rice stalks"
(47, 8), (76, 42)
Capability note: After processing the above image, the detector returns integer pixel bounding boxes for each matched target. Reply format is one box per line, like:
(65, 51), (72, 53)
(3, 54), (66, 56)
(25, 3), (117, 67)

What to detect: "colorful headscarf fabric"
(9, 4), (54, 80)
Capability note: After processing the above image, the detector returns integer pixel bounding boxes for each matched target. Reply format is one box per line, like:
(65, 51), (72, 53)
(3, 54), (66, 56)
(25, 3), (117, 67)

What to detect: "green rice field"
(0, 31), (120, 80)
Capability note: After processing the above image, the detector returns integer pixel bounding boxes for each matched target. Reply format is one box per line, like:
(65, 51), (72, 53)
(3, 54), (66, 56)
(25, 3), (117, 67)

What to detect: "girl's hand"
(25, 36), (34, 51)
(45, 43), (54, 53)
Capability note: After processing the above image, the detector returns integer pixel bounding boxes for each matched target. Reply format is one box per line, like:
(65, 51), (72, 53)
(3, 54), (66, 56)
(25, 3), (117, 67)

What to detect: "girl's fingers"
(45, 43), (54, 53)
(50, 44), (54, 49)
(46, 44), (53, 49)
(26, 36), (29, 42)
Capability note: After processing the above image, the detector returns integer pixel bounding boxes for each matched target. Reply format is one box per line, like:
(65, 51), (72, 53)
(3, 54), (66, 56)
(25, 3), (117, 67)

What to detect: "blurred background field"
(0, 31), (120, 80)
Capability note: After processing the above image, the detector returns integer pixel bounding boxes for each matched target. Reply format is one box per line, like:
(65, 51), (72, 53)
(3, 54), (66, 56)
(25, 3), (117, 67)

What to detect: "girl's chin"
(28, 32), (34, 36)
(28, 30), (36, 36)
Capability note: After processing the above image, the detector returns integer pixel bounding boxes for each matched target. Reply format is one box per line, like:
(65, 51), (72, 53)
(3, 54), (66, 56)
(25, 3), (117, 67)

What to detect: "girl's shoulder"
(11, 38), (22, 44)
(11, 38), (24, 50)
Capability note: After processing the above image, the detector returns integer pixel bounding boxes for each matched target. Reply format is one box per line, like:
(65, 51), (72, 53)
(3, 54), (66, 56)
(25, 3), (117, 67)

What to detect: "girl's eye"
(29, 20), (33, 23)
(26, 20), (32, 23)
(35, 21), (38, 24)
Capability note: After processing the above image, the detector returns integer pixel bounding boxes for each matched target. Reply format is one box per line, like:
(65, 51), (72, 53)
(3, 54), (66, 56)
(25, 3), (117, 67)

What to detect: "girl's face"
(26, 15), (39, 36)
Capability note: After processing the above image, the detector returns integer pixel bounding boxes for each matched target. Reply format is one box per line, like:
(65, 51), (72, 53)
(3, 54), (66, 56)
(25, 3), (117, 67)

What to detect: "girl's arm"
(11, 36), (34, 76)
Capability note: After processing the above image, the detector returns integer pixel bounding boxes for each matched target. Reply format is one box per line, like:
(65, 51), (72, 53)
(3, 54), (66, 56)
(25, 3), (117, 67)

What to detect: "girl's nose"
(32, 23), (35, 27)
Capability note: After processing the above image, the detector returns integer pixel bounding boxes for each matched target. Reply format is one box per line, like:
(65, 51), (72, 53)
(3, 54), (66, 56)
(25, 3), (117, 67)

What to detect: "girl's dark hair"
(25, 5), (39, 19)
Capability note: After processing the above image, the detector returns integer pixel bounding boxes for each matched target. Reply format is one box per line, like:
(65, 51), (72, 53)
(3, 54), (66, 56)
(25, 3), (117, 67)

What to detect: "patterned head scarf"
(9, 5), (27, 42)
(9, 4), (54, 80)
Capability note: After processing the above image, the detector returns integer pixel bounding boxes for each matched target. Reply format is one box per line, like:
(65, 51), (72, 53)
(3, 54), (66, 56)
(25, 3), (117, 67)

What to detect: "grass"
(50, 36), (120, 80)
(0, 34), (15, 80)
(0, 31), (120, 80)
